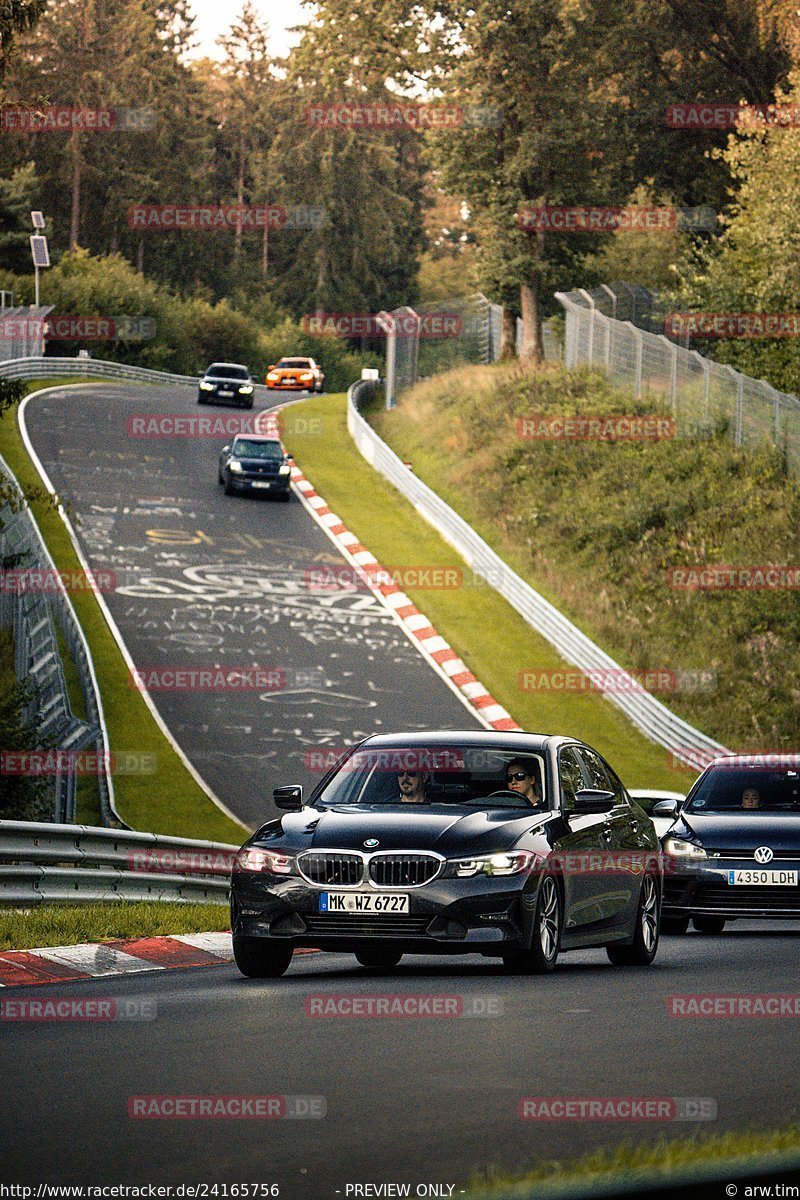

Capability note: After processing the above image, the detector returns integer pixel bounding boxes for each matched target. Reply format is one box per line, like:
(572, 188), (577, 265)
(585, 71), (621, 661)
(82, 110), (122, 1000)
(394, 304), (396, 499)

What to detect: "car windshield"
(687, 767), (800, 813)
(232, 439), (282, 459)
(207, 364), (249, 380)
(278, 359), (311, 369)
(313, 745), (547, 809)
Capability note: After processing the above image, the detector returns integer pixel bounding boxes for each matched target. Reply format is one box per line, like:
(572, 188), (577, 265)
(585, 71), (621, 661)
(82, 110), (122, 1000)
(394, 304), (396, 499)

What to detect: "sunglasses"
(398, 771), (420, 779)
(506, 771), (529, 782)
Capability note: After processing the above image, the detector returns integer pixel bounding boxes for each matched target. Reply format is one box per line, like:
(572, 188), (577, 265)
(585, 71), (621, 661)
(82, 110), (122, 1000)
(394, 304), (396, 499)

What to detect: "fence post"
(735, 372), (744, 447)
(578, 289), (596, 365)
(670, 342), (678, 414)
(702, 358), (711, 430)
(376, 312), (396, 410)
(632, 327), (643, 399)
(599, 284), (617, 319)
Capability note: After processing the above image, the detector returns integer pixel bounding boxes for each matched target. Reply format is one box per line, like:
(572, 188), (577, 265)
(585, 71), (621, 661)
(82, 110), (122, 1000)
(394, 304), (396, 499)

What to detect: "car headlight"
(229, 460), (243, 473)
(279, 464), (291, 475)
(267, 373), (279, 381)
(200, 380), (214, 390)
(300, 372), (313, 381)
(444, 850), (538, 878)
(663, 836), (707, 861)
(235, 847), (296, 875)
(239, 384), (253, 394)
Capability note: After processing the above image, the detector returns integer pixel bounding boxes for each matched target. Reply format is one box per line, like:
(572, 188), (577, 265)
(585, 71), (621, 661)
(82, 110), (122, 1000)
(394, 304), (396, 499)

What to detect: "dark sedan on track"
(198, 362), (255, 408)
(218, 435), (292, 499)
(660, 755), (800, 933)
(230, 731), (662, 977)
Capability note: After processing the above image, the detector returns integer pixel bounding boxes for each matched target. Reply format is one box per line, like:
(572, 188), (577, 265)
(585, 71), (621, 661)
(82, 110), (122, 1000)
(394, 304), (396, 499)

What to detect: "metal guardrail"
(0, 820), (238, 905)
(0, 355), (272, 403)
(347, 380), (729, 769)
(0, 451), (119, 825)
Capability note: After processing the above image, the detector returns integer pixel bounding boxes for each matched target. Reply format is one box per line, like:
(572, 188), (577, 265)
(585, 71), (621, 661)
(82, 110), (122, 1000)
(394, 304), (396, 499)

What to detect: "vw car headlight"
(444, 850), (537, 878)
(663, 836), (707, 861)
(200, 380), (213, 390)
(235, 847), (296, 875)
(239, 384), (253, 394)
(279, 464), (291, 475)
(229, 460), (244, 473)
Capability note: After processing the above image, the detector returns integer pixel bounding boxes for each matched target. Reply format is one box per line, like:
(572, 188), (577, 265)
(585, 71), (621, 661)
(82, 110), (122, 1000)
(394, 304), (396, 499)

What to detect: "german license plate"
(220, 390), (233, 396)
(320, 892), (409, 913)
(728, 869), (798, 886)
(251, 481), (271, 489)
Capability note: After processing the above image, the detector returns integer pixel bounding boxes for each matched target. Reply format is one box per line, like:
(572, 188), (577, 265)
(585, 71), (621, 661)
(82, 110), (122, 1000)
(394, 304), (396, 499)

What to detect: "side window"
(598, 756), (628, 806)
(578, 747), (612, 792)
(558, 747), (584, 811)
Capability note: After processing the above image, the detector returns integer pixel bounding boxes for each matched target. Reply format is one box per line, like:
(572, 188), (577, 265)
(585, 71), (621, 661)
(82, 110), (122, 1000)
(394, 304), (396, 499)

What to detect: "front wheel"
(502, 874), (561, 975)
(233, 937), (293, 979)
(224, 478), (236, 496)
(693, 915), (726, 934)
(607, 873), (660, 966)
(354, 948), (403, 969)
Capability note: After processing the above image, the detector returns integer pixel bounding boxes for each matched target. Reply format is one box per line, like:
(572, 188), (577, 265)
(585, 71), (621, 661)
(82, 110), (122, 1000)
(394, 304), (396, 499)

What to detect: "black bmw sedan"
(197, 362), (255, 408)
(230, 731), (662, 977)
(218, 435), (292, 499)
(660, 755), (800, 933)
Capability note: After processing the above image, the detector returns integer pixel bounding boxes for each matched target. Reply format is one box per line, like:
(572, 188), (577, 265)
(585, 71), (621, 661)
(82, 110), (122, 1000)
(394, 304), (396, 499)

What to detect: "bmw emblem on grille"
(754, 846), (774, 864)
(364, 838), (380, 849)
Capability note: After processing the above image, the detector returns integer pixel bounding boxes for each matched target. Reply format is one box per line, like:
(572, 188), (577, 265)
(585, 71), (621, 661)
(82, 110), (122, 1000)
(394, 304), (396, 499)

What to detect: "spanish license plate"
(728, 869), (798, 886)
(320, 892), (409, 913)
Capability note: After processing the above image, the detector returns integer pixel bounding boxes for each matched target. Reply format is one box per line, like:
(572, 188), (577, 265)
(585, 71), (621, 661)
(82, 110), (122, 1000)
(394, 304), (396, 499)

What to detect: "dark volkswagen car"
(230, 732), (662, 978)
(660, 755), (800, 933)
(198, 362), (254, 408)
(218, 435), (292, 499)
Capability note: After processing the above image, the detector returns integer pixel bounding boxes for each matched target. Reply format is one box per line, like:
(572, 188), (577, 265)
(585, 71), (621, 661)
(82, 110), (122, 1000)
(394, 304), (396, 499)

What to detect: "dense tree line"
(0, 0), (799, 373)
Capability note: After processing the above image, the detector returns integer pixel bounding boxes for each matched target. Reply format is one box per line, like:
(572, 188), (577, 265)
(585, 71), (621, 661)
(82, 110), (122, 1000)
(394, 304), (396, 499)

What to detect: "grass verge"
(467, 1124), (800, 1197)
(283, 397), (695, 790)
(369, 361), (800, 753)
(0, 901), (229, 951)
(0, 379), (247, 841)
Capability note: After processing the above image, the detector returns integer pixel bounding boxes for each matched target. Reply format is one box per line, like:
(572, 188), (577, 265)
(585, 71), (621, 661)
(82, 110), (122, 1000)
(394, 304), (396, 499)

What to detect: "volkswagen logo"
(754, 846), (774, 865)
(363, 838), (380, 849)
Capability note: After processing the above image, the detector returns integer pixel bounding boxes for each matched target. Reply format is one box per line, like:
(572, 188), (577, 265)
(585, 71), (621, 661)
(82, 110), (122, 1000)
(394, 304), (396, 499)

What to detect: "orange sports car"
(265, 356), (325, 392)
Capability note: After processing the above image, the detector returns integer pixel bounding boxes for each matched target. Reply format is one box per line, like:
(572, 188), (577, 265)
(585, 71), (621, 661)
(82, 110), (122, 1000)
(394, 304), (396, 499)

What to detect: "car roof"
(629, 789), (686, 800)
(206, 362), (248, 371)
(231, 434), (280, 444)
(356, 730), (566, 754)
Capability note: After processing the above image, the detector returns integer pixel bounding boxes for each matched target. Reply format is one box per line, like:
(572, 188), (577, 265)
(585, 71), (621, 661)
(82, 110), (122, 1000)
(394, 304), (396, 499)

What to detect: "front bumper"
(664, 859), (800, 920)
(199, 388), (252, 406)
(231, 871), (536, 954)
(266, 380), (309, 390)
(227, 474), (290, 494)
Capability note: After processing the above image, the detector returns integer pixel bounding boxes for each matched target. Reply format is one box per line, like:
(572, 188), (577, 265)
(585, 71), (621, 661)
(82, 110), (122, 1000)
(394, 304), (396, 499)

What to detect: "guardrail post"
(670, 342), (678, 413)
(735, 372), (744, 447)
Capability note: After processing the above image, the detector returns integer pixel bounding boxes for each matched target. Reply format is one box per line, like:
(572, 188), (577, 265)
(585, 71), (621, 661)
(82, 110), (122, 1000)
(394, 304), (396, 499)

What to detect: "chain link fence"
(556, 284), (800, 474)
(0, 305), (54, 361)
(381, 294), (503, 408)
(0, 452), (118, 826)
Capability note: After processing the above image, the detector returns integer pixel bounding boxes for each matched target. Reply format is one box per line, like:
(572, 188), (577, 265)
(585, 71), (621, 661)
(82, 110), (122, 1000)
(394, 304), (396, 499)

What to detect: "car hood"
(677, 812), (800, 853)
(262, 805), (549, 855)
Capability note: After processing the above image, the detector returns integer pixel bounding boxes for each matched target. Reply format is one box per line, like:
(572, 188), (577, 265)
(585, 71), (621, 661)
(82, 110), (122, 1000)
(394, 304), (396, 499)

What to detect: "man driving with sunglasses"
(505, 758), (544, 808)
(396, 769), (429, 804)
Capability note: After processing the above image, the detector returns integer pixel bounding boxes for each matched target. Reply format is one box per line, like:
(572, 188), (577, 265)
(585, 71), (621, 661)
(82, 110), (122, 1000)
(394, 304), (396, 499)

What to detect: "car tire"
(606, 873), (660, 966)
(279, 490), (291, 502)
(197, 396), (205, 405)
(233, 937), (293, 979)
(218, 470), (224, 485)
(354, 949), (403, 969)
(661, 915), (690, 935)
(224, 478), (236, 496)
(502, 874), (561, 975)
(692, 915), (726, 934)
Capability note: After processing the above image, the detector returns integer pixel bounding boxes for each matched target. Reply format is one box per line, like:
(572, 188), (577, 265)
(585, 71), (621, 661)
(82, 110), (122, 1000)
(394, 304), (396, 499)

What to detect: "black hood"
(257, 804), (549, 856)
(678, 811), (800, 854)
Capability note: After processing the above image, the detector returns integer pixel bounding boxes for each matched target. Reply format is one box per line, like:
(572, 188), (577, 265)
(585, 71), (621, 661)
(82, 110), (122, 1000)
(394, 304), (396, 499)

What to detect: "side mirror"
(273, 784), (303, 811)
(267, 365), (275, 372)
(573, 788), (616, 814)
(221, 444), (230, 453)
(653, 799), (679, 817)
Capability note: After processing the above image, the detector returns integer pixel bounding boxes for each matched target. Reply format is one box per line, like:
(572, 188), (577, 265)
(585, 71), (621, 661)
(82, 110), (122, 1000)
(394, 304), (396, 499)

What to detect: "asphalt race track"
(2, 929), (799, 1193)
(22, 382), (481, 828)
